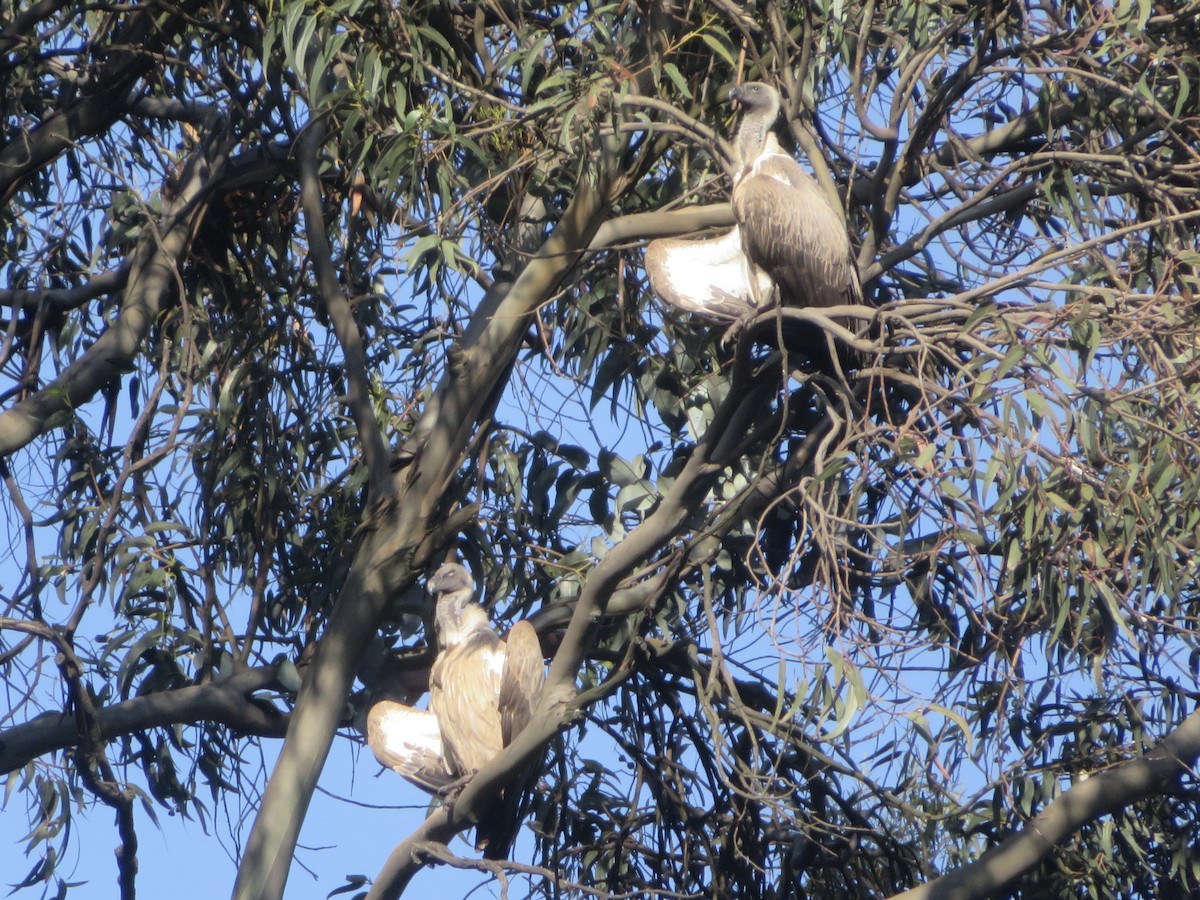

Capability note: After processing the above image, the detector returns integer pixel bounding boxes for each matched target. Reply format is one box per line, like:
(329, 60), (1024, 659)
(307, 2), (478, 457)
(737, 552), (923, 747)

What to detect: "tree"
(3, 1), (1200, 898)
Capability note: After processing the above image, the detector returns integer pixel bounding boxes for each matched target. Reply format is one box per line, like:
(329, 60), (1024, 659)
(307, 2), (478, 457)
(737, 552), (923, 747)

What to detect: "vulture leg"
(720, 282), (780, 348)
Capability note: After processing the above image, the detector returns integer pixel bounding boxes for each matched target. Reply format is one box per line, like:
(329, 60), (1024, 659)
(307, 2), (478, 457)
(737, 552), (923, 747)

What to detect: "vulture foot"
(436, 772), (475, 803)
(720, 310), (759, 348)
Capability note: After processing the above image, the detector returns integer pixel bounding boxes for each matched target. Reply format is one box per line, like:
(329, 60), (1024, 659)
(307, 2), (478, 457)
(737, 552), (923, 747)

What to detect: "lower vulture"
(366, 563), (545, 859)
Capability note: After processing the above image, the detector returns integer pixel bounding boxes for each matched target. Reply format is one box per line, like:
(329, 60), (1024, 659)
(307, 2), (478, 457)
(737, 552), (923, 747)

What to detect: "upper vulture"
(427, 562), (545, 858)
(645, 81), (867, 374)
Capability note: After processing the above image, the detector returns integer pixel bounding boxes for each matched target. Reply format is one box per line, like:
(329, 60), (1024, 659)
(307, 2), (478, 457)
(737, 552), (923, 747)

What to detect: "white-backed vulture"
(427, 562), (545, 858)
(727, 81), (866, 370)
(728, 82), (862, 310)
(645, 82), (867, 373)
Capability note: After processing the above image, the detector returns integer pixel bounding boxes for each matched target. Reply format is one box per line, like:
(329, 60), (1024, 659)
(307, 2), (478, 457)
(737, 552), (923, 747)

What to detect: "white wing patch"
(482, 646), (506, 682)
(645, 226), (774, 322)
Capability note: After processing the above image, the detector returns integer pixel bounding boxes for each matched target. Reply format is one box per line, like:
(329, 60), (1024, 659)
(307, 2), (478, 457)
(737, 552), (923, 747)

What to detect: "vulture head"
(728, 81), (783, 167)
(728, 81), (781, 115)
(430, 562), (486, 647)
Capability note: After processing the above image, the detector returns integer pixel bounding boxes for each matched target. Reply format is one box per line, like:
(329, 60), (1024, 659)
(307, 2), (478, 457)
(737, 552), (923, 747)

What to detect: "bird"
(427, 562), (545, 858)
(726, 81), (866, 373)
(645, 83), (869, 376)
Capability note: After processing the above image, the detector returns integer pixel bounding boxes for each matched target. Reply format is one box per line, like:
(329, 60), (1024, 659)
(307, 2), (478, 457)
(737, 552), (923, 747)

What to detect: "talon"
(437, 772), (473, 803)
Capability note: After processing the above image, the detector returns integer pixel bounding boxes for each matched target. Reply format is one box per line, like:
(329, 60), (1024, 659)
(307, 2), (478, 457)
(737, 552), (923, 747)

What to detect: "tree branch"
(296, 118), (392, 493)
(0, 265), (131, 314)
(589, 204), (734, 248)
(0, 2), (203, 202)
(890, 708), (1200, 900)
(0, 657), (289, 775)
(232, 145), (621, 900)
(615, 93), (736, 172)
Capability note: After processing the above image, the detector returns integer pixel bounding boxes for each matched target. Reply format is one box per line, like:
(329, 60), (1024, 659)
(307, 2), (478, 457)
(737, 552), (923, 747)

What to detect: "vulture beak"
(728, 85), (746, 106)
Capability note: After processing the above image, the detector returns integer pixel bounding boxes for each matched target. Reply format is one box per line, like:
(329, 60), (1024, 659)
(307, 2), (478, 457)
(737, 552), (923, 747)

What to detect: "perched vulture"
(427, 562), (545, 858)
(728, 83), (862, 308)
(645, 81), (867, 373)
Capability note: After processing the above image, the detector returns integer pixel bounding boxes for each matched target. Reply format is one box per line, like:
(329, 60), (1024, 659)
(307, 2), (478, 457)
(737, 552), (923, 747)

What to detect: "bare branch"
(0, 265), (130, 314)
(590, 204), (734, 248)
(0, 656), (289, 775)
(0, 2), (204, 201)
(0, 124), (229, 455)
(296, 119), (392, 493)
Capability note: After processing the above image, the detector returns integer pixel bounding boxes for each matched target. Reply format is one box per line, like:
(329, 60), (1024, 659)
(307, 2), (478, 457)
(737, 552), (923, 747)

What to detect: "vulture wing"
(475, 619), (547, 860)
(732, 136), (867, 371)
(365, 700), (454, 793)
(645, 227), (775, 323)
(732, 141), (862, 312)
(498, 619), (545, 745)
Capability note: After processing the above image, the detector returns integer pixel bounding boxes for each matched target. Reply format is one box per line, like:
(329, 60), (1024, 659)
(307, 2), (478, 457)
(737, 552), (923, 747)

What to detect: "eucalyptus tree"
(3, 2), (1200, 899)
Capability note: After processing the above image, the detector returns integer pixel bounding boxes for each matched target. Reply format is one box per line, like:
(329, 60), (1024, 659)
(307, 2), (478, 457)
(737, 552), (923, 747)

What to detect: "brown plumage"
(644, 83), (867, 373)
(728, 82), (866, 372)
(427, 563), (545, 858)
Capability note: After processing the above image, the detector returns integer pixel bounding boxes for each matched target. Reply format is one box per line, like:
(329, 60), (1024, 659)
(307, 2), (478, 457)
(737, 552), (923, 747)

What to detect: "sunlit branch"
(0, 125), (230, 456)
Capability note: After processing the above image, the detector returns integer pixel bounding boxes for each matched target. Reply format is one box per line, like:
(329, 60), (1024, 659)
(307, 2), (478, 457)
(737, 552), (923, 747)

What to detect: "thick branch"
(0, 265), (131, 314)
(589, 204), (734, 248)
(0, 662), (289, 775)
(232, 158), (618, 900)
(0, 3), (201, 201)
(890, 708), (1200, 900)
(296, 121), (391, 492)
(0, 0), (72, 54)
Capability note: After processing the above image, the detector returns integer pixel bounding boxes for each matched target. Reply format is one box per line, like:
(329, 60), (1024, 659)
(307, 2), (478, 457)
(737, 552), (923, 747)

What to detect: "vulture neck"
(438, 601), (493, 648)
(758, 133), (787, 163)
(736, 107), (778, 169)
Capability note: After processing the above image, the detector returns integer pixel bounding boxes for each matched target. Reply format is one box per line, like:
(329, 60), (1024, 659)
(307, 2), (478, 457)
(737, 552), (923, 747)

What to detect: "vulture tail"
(476, 762), (539, 860)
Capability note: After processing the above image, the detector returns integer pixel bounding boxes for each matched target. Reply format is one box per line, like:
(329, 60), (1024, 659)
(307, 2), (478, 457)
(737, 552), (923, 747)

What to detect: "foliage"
(2, 1), (1200, 898)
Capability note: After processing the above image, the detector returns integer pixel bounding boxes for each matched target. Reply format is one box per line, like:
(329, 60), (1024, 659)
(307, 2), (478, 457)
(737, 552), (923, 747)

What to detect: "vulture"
(427, 562), (545, 858)
(645, 81), (867, 374)
(728, 83), (862, 310)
